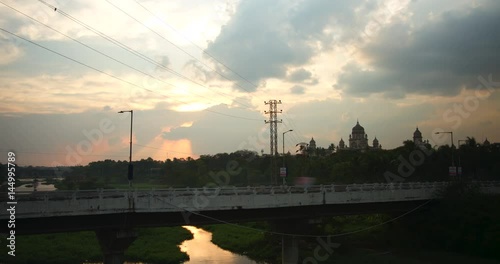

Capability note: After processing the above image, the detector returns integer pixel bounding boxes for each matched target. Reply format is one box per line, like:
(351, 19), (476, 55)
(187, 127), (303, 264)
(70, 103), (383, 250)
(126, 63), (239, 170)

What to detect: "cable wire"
(154, 194), (434, 238)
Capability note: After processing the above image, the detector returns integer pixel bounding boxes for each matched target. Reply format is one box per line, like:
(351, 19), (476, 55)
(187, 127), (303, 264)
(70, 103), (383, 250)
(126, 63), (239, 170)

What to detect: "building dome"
(414, 127), (422, 137)
(339, 138), (345, 149)
(373, 137), (380, 148)
(352, 120), (365, 134)
(309, 137), (316, 149)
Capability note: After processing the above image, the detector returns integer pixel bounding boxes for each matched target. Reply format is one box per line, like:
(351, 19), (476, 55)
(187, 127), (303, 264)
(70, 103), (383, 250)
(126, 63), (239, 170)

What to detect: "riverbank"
(203, 222), (500, 264)
(202, 222), (280, 263)
(0, 226), (192, 264)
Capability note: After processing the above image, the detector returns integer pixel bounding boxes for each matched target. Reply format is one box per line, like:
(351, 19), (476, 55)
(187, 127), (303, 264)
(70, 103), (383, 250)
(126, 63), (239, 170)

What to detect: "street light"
(435, 131), (455, 178)
(457, 139), (468, 180)
(281, 129), (293, 185)
(118, 110), (133, 186)
(282, 129), (293, 156)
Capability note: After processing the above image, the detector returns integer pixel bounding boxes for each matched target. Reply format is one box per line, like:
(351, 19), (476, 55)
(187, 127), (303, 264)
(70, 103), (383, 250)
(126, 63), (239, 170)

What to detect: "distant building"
(413, 127), (429, 146)
(309, 137), (316, 150)
(338, 120), (381, 151)
(413, 127), (423, 144)
(373, 137), (380, 149)
(308, 137), (317, 156)
(339, 138), (346, 149)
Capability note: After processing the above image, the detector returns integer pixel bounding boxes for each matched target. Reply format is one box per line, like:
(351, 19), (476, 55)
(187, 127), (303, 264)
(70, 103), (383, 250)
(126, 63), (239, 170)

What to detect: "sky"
(1, 0), (499, 166)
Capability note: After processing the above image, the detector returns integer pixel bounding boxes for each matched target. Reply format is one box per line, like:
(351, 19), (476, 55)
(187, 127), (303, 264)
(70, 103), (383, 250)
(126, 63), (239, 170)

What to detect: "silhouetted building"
(338, 120), (381, 151)
(413, 126), (429, 146)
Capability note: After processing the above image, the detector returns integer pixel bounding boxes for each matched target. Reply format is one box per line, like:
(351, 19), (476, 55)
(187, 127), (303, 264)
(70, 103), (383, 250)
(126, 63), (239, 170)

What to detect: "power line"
(131, 0), (260, 93)
(36, 0), (253, 110)
(36, 0), (304, 149)
(129, 0), (305, 144)
(37, 0), (304, 142)
(0, 26), (261, 122)
(154, 194), (433, 238)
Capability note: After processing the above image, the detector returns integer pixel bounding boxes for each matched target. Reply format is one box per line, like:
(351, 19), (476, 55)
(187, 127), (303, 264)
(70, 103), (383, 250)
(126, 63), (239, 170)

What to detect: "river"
(180, 226), (258, 264)
(17, 178), (57, 192)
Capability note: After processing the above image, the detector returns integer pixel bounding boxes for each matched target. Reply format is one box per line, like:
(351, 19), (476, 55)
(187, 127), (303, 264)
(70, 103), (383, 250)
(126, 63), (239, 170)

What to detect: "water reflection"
(181, 226), (258, 264)
(17, 178), (57, 192)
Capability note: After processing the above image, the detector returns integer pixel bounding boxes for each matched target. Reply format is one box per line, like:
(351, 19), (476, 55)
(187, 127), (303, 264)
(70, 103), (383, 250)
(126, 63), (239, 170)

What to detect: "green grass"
(0, 231), (102, 264)
(202, 223), (280, 263)
(0, 227), (192, 264)
(126, 227), (193, 263)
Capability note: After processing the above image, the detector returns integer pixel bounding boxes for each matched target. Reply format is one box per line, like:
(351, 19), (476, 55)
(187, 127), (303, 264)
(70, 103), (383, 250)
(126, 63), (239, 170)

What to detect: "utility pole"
(264, 100), (282, 185)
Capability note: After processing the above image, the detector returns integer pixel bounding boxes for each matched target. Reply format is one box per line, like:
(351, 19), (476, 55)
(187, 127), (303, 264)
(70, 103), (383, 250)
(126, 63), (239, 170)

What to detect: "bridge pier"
(282, 235), (299, 264)
(95, 229), (137, 264)
(274, 220), (310, 264)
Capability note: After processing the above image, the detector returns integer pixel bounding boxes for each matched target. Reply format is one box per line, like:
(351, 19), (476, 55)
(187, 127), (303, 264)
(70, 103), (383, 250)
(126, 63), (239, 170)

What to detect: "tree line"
(1, 138), (498, 190)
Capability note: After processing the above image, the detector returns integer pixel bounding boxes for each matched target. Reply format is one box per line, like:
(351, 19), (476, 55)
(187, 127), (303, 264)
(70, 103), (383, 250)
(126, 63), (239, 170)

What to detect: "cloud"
(0, 37), (24, 65)
(161, 103), (266, 154)
(286, 68), (318, 85)
(205, 0), (351, 92)
(290, 85), (306, 95)
(337, 1), (500, 97)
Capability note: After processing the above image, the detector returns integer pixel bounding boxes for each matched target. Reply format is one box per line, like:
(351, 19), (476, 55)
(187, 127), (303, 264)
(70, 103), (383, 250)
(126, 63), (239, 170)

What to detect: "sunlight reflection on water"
(181, 226), (258, 264)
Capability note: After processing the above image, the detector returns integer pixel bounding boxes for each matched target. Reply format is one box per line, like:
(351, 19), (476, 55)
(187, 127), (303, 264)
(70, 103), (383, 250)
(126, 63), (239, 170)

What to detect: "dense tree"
(6, 141), (499, 190)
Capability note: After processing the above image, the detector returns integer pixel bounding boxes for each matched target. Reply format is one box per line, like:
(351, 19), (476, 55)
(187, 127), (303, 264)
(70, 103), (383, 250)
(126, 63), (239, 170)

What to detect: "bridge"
(2, 181), (500, 264)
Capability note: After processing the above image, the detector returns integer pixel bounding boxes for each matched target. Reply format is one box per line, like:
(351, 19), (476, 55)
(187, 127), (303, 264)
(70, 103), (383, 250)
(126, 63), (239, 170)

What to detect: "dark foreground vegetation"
(203, 182), (500, 263)
(0, 139), (498, 263)
(0, 227), (192, 264)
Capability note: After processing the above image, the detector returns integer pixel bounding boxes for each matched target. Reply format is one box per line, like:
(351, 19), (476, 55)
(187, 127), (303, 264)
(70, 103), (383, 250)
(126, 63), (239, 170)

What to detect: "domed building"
(373, 137), (380, 149)
(338, 138), (346, 149)
(309, 137), (316, 150)
(413, 127), (423, 144)
(412, 127), (429, 146)
(338, 120), (381, 151)
(349, 121), (369, 149)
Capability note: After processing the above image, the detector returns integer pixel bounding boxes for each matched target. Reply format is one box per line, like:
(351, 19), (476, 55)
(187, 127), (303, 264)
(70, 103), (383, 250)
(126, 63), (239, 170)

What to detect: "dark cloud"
(206, 0), (334, 91)
(290, 85), (306, 95)
(337, 1), (500, 97)
(290, 0), (367, 43)
(286, 68), (319, 85)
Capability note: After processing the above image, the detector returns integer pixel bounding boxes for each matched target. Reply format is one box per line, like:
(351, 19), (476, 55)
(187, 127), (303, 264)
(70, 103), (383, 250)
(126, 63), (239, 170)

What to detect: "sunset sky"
(1, 0), (499, 166)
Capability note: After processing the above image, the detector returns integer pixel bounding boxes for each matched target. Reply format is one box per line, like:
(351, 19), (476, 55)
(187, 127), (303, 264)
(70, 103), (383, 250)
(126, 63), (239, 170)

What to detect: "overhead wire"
(113, 0), (306, 143)
(0, 26), (261, 122)
(36, 0), (254, 110)
(154, 194), (434, 238)
(21, 1), (306, 155)
(131, 0), (260, 93)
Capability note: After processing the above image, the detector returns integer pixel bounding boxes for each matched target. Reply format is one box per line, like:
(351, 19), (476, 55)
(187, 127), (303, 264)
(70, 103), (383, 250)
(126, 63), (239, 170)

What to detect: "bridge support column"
(282, 235), (299, 264)
(274, 220), (310, 264)
(96, 229), (137, 264)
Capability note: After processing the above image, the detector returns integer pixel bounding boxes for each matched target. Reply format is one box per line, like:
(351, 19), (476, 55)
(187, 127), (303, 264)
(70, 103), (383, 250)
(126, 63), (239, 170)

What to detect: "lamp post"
(282, 129), (293, 157)
(281, 129), (293, 185)
(119, 110), (133, 186)
(458, 139), (468, 180)
(435, 131), (455, 178)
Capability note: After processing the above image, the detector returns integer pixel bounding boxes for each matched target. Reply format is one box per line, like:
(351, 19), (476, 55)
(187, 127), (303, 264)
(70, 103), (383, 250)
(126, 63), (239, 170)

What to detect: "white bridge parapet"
(2, 181), (500, 219)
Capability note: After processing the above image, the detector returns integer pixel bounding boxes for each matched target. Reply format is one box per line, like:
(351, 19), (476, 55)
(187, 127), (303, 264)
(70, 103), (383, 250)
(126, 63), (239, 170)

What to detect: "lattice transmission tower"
(264, 99), (282, 184)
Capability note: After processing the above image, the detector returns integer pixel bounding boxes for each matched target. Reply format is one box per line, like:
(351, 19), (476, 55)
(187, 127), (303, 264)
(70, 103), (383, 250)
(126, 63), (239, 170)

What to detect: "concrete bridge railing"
(2, 181), (500, 219)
